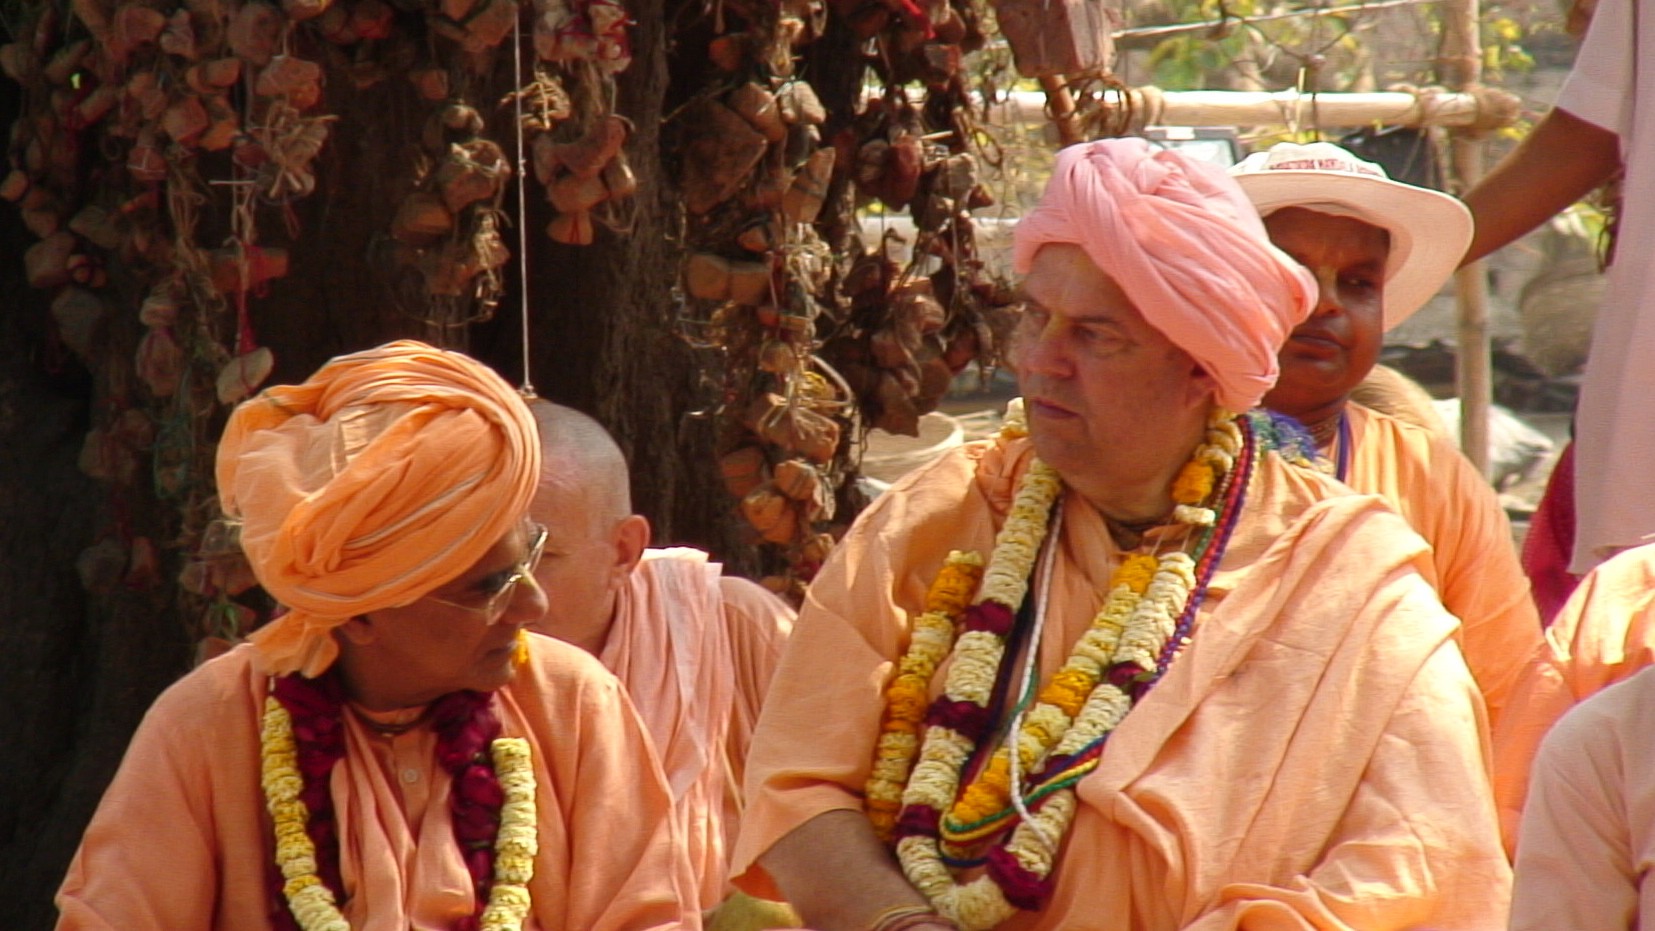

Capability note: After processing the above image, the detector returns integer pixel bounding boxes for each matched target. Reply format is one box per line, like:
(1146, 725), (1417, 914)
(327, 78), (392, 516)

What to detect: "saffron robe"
(731, 434), (1511, 930)
(598, 548), (794, 910)
(1492, 541), (1655, 853)
(56, 636), (697, 931)
(1510, 665), (1655, 928)
(1338, 402), (1541, 731)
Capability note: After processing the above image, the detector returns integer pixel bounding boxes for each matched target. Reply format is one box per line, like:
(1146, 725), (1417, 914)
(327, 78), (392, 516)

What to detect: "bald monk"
(526, 401), (795, 924)
(730, 139), (1509, 931)
(1231, 141), (1541, 730)
(56, 341), (696, 930)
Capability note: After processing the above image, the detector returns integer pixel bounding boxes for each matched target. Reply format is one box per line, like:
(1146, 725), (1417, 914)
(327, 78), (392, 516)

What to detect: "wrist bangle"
(867, 903), (957, 931)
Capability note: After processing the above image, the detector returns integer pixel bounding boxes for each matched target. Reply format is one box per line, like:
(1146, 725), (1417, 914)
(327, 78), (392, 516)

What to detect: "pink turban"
(1013, 138), (1318, 412)
(216, 340), (541, 677)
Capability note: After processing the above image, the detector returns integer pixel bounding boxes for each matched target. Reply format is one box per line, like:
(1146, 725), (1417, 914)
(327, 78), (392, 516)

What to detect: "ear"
(608, 514), (650, 583)
(1185, 363), (1219, 409)
(337, 614), (377, 647)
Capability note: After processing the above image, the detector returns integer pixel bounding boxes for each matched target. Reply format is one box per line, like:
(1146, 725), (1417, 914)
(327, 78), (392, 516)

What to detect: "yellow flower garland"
(876, 409), (1242, 931)
(260, 699), (538, 931)
(480, 738), (538, 931)
(867, 551), (986, 839)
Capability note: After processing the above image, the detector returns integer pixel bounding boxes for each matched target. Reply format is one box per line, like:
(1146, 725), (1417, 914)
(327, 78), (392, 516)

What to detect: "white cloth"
(1510, 664), (1655, 928)
(1556, 0), (1655, 573)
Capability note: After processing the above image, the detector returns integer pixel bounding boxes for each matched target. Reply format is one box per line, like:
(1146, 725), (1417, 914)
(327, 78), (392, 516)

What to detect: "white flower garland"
(881, 409), (1243, 930)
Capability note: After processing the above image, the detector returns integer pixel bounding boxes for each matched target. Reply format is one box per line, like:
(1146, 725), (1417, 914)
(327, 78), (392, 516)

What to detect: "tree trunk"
(0, 0), (748, 922)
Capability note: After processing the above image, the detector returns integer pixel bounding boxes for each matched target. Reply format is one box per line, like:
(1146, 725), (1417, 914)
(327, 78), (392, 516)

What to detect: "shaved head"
(529, 400), (632, 534)
(526, 400), (651, 654)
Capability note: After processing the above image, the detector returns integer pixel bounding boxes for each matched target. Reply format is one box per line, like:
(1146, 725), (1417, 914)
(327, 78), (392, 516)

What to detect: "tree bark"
(0, 2), (752, 923)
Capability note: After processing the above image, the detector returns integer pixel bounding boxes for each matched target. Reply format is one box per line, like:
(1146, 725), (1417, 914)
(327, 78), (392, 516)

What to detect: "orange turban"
(216, 340), (541, 677)
(1012, 138), (1317, 412)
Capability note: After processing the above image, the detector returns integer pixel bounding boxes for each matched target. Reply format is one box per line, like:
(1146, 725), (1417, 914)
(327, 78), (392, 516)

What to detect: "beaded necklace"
(867, 409), (1258, 930)
(260, 671), (539, 931)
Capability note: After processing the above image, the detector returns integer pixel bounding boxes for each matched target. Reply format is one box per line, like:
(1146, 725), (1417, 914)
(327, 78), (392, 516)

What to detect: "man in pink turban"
(729, 139), (1510, 930)
(56, 341), (697, 930)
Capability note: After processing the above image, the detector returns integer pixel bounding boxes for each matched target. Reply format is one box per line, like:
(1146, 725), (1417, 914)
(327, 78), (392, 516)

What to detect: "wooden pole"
(981, 86), (1518, 132)
(1439, 0), (1491, 476)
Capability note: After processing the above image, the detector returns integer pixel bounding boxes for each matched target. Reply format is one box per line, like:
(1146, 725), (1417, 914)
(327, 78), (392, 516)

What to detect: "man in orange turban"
(729, 139), (1510, 930)
(56, 341), (696, 930)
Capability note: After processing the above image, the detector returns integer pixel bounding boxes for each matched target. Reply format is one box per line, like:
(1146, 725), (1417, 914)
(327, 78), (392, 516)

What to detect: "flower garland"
(260, 673), (538, 931)
(866, 550), (985, 841)
(872, 409), (1255, 930)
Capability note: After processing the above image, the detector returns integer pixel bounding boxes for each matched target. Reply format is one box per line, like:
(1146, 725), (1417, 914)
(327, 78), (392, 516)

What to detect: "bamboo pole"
(1439, 0), (1491, 476)
(981, 86), (1517, 132)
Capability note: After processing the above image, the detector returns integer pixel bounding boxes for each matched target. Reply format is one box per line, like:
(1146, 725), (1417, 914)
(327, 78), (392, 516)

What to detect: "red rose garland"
(266, 674), (508, 931)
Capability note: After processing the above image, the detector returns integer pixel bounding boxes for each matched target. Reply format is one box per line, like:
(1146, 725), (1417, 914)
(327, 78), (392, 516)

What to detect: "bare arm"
(1460, 106), (1621, 265)
(758, 810), (947, 931)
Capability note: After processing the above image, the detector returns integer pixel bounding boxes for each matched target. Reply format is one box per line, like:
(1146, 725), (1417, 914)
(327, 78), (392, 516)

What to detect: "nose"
(1308, 266), (1343, 317)
(1011, 316), (1071, 379)
(500, 572), (549, 628)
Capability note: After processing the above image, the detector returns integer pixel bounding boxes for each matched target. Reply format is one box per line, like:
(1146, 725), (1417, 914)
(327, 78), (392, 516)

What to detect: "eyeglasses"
(426, 522), (548, 623)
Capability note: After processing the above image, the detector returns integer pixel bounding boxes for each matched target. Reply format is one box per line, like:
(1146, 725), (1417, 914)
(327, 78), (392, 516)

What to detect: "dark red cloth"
(1523, 440), (1583, 626)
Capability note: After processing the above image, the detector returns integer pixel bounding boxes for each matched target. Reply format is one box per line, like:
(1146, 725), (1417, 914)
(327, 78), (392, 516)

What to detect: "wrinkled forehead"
(1020, 243), (1141, 315)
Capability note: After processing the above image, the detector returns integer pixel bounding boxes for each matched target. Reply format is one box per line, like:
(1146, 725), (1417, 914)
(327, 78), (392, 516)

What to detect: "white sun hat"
(1229, 141), (1473, 330)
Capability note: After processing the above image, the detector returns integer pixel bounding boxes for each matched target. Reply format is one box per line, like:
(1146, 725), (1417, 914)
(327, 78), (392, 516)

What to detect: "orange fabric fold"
(215, 340), (540, 677)
(604, 550), (732, 910)
(1339, 403), (1541, 733)
(599, 550), (794, 910)
(1493, 542), (1655, 854)
(1012, 138), (1317, 412)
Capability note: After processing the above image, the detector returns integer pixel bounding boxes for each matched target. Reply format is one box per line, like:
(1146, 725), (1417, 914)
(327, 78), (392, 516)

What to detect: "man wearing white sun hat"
(1231, 142), (1541, 739)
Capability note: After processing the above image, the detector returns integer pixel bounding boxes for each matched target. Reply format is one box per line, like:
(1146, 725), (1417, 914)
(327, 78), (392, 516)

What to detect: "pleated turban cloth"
(216, 339), (541, 677)
(1012, 138), (1318, 412)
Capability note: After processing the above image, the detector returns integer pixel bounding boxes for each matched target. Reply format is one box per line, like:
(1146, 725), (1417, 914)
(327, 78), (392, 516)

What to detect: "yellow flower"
(283, 874), (325, 898)
(1171, 460), (1214, 505)
(950, 754), (1010, 824)
(926, 554), (985, 616)
(1111, 554), (1159, 595)
(1038, 666), (1096, 717)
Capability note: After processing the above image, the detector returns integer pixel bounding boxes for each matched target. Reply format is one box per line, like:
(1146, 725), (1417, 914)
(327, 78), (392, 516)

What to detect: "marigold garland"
(870, 408), (1256, 930)
(867, 550), (986, 840)
(479, 738), (538, 931)
(260, 679), (539, 931)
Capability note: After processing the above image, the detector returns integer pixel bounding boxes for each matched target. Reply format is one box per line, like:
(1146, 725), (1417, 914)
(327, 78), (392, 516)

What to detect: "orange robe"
(1339, 402), (1541, 730)
(56, 636), (697, 930)
(1492, 541), (1655, 853)
(732, 434), (1510, 930)
(599, 548), (794, 910)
